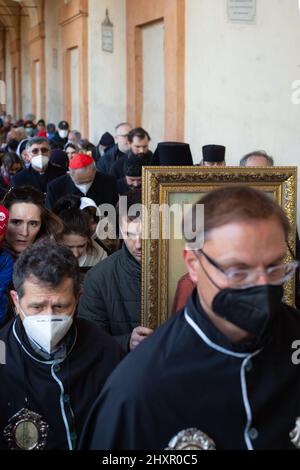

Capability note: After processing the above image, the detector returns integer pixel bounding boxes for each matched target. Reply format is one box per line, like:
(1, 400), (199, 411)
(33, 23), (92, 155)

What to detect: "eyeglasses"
(30, 147), (50, 156)
(116, 134), (128, 138)
(198, 248), (299, 289)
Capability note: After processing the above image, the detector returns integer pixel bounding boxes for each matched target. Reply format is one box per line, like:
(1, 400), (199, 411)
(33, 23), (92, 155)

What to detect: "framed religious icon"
(141, 166), (298, 330)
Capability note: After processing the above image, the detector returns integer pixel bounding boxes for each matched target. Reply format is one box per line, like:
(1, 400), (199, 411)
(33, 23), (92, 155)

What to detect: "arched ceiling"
(0, 0), (41, 39)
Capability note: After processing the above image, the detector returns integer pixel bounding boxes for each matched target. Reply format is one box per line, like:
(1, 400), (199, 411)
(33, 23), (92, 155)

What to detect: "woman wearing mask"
(0, 152), (23, 189)
(2, 186), (63, 260)
(23, 120), (36, 138)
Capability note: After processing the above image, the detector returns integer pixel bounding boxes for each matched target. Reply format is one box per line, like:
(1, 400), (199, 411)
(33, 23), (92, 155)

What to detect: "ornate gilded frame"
(141, 166), (298, 329)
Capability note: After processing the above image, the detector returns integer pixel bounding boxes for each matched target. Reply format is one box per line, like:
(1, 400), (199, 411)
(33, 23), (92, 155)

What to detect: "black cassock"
(0, 316), (124, 450)
(79, 290), (300, 450)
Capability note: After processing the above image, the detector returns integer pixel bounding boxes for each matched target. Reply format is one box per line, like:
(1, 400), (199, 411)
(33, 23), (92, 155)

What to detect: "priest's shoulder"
(0, 317), (16, 340)
(280, 302), (300, 335)
(103, 309), (189, 387)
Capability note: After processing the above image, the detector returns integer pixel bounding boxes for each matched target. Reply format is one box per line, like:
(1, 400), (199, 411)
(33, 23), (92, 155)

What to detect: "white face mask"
(58, 129), (68, 139)
(31, 155), (49, 170)
(20, 304), (74, 354)
(74, 182), (93, 195)
(25, 128), (34, 136)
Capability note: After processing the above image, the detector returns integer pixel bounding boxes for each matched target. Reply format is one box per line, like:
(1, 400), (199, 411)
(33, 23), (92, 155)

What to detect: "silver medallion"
(290, 417), (300, 449)
(165, 428), (216, 450)
(3, 408), (49, 450)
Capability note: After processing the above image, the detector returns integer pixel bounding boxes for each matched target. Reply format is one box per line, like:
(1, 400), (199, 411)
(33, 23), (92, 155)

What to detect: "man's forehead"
(30, 143), (49, 149)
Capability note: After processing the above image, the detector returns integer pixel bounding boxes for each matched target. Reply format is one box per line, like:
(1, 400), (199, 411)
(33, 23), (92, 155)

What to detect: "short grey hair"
(70, 130), (82, 140)
(26, 137), (49, 151)
(115, 122), (132, 133)
(240, 150), (274, 167)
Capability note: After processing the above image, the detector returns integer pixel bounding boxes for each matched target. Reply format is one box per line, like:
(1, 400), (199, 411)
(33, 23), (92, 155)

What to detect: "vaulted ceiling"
(0, 0), (42, 40)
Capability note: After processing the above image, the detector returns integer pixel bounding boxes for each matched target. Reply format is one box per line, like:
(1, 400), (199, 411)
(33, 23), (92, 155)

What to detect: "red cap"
(0, 206), (9, 235)
(69, 153), (94, 170)
(37, 131), (47, 137)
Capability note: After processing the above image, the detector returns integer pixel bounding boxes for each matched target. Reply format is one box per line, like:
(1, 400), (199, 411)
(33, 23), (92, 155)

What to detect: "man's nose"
(135, 237), (142, 250)
(255, 270), (269, 285)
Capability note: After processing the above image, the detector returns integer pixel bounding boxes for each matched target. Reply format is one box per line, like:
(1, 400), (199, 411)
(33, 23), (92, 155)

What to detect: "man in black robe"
(0, 242), (124, 450)
(12, 137), (65, 193)
(45, 153), (118, 209)
(79, 186), (300, 450)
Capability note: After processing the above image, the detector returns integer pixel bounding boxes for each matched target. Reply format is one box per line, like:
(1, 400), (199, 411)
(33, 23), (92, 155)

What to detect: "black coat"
(78, 243), (141, 352)
(110, 152), (153, 180)
(79, 290), (300, 450)
(117, 177), (130, 195)
(12, 164), (65, 193)
(96, 144), (126, 174)
(0, 316), (124, 450)
(45, 171), (118, 209)
(0, 185), (7, 201)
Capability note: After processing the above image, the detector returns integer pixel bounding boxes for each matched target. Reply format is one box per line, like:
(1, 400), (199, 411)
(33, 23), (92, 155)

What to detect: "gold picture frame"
(141, 166), (298, 330)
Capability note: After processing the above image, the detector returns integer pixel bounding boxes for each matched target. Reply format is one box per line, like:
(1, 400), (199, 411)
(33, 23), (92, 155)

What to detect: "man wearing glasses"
(80, 186), (300, 450)
(12, 137), (65, 193)
(96, 122), (132, 174)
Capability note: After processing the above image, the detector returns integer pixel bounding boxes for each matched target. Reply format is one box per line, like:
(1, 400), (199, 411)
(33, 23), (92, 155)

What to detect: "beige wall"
(185, 0), (300, 166)
(4, 32), (12, 116)
(20, 16), (32, 117)
(185, 0), (300, 223)
(88, 0), (127, 144)
(45, 0), (63, 124)
(142, 21), (165, 149)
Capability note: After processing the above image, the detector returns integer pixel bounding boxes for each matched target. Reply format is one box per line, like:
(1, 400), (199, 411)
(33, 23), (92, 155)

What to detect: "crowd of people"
(0, 111), (300, 451)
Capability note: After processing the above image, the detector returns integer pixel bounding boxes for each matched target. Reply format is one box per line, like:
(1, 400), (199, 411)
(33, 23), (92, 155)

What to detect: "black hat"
(152, 142), (193, 166)
(202, 145), (226, 163)
(99, 132), (114, 147)
(58, 120), (69, 130)
(47, 123), (56, 133)
(124, 155), (144, 177)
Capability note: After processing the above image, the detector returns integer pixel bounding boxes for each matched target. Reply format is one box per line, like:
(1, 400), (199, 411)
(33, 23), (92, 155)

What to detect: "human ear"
(184, 249), (200, 284)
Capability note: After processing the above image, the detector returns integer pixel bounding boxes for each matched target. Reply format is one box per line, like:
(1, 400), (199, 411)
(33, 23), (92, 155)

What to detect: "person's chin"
(13, 241), (30, 253)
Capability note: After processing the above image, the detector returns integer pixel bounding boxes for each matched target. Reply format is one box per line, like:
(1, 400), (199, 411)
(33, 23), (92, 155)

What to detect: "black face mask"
(212, 284), (284, 339)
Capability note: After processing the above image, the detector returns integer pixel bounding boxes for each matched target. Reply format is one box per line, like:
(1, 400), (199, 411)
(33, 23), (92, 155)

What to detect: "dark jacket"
(0, 316), (124, 450)
(110, 152), (153, 180)
(12, 163), (65, 193)
(50, 132), (68, 149)
(92, 142), (114, 162)
(45, 171), (118, 209)
(0, 186), (7, 201)
(117, 177), (130, 195)
(96, 144), (126, 174)
(79, 290), (300, 450)
(78, 243), (141, 352)
(0, 249), (13, 326)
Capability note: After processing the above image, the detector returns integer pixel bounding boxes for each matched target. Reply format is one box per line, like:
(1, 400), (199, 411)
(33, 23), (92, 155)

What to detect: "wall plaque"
(228, 0), (256, 22)
(102, 9), (114, 53)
